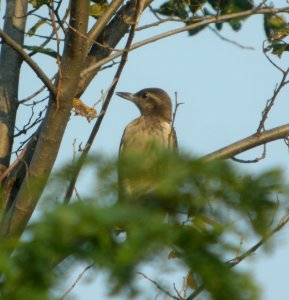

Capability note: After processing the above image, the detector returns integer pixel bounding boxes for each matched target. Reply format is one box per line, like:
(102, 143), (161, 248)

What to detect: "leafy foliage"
(264, 14), (289, 58)
(89, 0), (109, 19)
(156, 0), (254, 34)
(0, 150), (285, 300)
(29, 0), (52, 9)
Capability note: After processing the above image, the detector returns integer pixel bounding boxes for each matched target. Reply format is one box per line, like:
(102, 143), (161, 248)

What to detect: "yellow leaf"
(29, 0), (52, 8)
(89, 3), (109, 19)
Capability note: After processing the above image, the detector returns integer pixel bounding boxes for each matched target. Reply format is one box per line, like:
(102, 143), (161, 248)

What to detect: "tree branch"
(87, 0), (124, 46)
(77, 0), (153, 96)
(82, 5), (289, 75)
(186, 211), (289, 300)
(0, 29), (57, 96)
(203, 123), (289, 161)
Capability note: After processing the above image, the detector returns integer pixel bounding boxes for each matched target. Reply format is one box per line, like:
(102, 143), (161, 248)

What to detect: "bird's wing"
(169, 126), (178, 150)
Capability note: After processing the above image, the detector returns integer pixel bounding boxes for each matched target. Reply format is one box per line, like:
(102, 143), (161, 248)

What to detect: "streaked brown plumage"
(117, 88), (178, 199)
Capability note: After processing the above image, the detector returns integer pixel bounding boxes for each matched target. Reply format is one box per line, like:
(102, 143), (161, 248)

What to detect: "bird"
(116, 88), (178, 200)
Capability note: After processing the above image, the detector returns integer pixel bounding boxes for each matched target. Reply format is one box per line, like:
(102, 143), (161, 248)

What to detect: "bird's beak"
(116, 92), (135, 102)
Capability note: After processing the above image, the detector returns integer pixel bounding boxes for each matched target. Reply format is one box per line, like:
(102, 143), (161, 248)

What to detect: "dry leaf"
(72, 98), (97, 122)
(168, 250), (178, 259)
(186, 271), (197, 289)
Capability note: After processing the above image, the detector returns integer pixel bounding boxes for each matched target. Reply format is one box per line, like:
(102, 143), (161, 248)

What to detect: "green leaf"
(208, 0), (230, 12)
(208, 0), (253, 31)
(29, 0), (51, 8)
(264, 14), (289, 40)
(186, 18), (206, 36)
(208, 0), (253, 14)
(265, 42), (289, 58)
(23, 45), (58, 59)
(156, 0), (188, 19)
(187, 0), (207, 14)
(89, 1), (109, 19)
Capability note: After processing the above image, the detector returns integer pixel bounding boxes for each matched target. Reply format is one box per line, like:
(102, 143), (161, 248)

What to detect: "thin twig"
(257, 45), (289, 132)
(65, 21), (125, 52)
(169, 92), (183, 147)
(203, 123), (289, 161)
(82, 6), (289, 76)
(186, 211), (289, 300)
(50, 4), (62, 110)
(138, 272), (179, 300)
(231, 144), (266, 163)
(0, 139), (34, 183)
(208, 26), (255, 50)
(60, 264), (94, 300)
(14, 106), (46, 137)
(227, 211), (289, 266)
(0, 29), (57, 95)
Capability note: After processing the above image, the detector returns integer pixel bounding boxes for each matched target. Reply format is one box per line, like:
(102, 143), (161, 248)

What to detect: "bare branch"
(186, 211), (289, 300)
(0, 145), (28, 184)
(0, 29), (57, 96)
(208, 26), (255, 50)
(50, 4), (63, 110)
(77, 0), (154, 96)
(60, 264), (94, 300)
(203, 123), (289, 161)
(228, 211), (289, 266)
(231, 144), (266, 163)
(257, 50), (289, 132)
(82, 5), (289, 76)
(138, 272), (179, 300)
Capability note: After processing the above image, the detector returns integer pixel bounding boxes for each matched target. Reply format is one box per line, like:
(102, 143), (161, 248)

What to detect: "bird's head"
(116, 88), (172, 121)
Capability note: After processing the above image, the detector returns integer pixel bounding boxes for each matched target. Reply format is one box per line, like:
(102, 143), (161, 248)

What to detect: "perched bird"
(116, 88), (178, 199)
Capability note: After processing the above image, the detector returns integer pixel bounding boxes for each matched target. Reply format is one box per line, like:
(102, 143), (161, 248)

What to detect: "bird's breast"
(120, 117), (175, 153)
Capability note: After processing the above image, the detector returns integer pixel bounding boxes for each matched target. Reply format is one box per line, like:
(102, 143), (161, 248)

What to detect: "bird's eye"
(142, 92), (147, 99)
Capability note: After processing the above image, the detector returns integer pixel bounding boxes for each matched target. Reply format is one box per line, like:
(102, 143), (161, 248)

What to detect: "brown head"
(116, 88), (172, 122)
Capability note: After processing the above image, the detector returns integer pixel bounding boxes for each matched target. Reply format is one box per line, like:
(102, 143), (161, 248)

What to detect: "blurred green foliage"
(0, 150), (286, 300)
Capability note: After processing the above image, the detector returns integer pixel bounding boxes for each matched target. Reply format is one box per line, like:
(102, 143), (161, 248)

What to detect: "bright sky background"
(2, 0), (289, 299)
